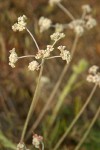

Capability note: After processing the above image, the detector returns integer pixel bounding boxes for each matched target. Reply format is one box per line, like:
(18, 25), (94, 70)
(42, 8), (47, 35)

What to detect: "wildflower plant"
(9, 13), (71, 149)
(9, 0), (99, 150)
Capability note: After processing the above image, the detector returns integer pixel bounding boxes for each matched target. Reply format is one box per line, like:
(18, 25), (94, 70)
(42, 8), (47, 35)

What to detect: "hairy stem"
(53, 84), (98, 150)
(25, 35), (79, 140)
(26, 28), (40, 51)
(20, 59), (44, 142)
(57, 2), (75, 20)
(75, 105), (100, 150)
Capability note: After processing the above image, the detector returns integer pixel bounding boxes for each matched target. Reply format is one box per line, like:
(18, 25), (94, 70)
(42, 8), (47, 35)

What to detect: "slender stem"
(75, 105), (100, 150)
(41, 142), (44, 150)
(25, 35), (79, 140)
(26, 27), (40, 51)
(46, 56), (61, 60)
(20, 59), (45, 142)
(53, 84), (98, 150)
(18, 55), (35, 59)
(57, 3), (75, 20)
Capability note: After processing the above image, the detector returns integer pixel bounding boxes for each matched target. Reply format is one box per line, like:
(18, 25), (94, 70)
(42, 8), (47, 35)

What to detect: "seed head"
(9, 48), (18, 68)
(82, 4), (92, 13)
(50, 32), (65, 41)
(28, 61), (39, 71)
(12, 15), (27, 32)
(32, 134), (43, 149)
(39, 17), (52, 32)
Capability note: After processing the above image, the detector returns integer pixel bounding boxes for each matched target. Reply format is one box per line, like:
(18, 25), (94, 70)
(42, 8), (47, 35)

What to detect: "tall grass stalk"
(53, 83), (98, 150)
(75, 105), (100, 150)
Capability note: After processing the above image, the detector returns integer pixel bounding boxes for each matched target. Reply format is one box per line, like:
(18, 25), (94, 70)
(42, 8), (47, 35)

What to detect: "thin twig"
(53, 84), (98, 150)
(57, 2), (75, 20)
(25, 35), (79, 140)
(46, 56), (61, 60)
(18, 55), (35, 59)
(20, 59), (45, 142)
(75, 105), (100, 150)
(26, 27), (40, 51)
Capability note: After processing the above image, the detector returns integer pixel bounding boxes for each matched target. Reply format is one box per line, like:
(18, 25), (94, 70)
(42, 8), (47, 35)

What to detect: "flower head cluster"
(32, 134), (43, 149)
(68, 5), (97, 36)
(50, 32), (65, 41)
(12, 15), (27, 32)
(87, 65), (100, 87)
(85, 16), (97, 30)
(82, 4), (92, 13)
(9, 48), (18, 68)
(35, 45), (54, 59)
(17, 142), (29, 150)
(28, 61), (39, 71)
(58, 46), (71, 63)
(39, 17), (52, 33)
(55, 23), (64, 32)
(49, 0), (62, 6)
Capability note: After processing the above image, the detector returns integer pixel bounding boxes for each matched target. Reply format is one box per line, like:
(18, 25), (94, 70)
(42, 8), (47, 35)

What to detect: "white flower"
(28, 61), (39, 71)
(55, 23), (64, 32)
(82, 4), (92, 13)
(50, 32), (65, 41)
(74, 25), (84, 36)
(87, 66), (100, 87)
(58, 45), (66, 51)
(17, 142), (25, 150)
(9, 48), (18, 68)
(35, 46), (53, 59)
(85, 17), (97, 30)
(12, 15), (27, 32)
(46, 45), (54, 52)
(89, 65), (99, 74)
(58, 46), (71, 63)
(87, 74), (94, 82)
(68, 19), (85, 29)
(49, 0), (62, 6)
(39, 17), (52, 32)
(32, 134), (43, 149)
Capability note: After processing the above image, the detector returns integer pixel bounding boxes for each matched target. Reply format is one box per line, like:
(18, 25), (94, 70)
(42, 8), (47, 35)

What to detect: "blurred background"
(0, 0), (100, 149)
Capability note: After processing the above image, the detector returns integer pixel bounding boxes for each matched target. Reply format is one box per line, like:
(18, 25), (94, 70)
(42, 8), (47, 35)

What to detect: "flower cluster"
(35, 45), (54, 59)
(68, 5), (97, 36)
(9, 23), (70, 71)
(39, 17), (52, 33)
(32, 134), (43, 149)
(87, 65), (100, 87)
(50, 32), (65, 41)
(55, 23), (64, 32)
(49, 0), (62, 6)
(9, 48), (18, 68)
(58, 46), (71, 63)
(12, 15), (27, 32)
(28, 61), (39, 71)
(17, 142), (29, 150)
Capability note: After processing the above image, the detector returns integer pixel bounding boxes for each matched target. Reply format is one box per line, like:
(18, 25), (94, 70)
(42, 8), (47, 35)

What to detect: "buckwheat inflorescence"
(32, 134), (43, 149)
(39, 16), (52, 33)
(28, 61), (39, 71)
(50, 32), (65, 41)
(9, 48), (18, 68)
(87, 65), (100, 87)
(58, 46), (71, 63)
(12, 15), (27, 32)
